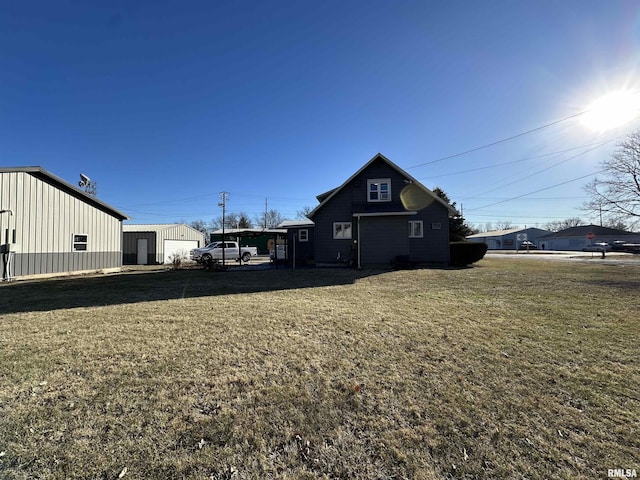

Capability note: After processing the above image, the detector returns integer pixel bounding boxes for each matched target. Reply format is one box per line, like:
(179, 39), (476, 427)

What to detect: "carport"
(209, 228), (287, 268)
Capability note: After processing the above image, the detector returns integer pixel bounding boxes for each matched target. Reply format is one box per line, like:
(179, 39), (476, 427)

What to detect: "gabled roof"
(307, 153), (458, 218)
(0, 166), (129, 220)
(122, 223), (204, 235)
(539, 224), (635, 238)
(277, 219), (315, 228)
(466, 227), (549, 239)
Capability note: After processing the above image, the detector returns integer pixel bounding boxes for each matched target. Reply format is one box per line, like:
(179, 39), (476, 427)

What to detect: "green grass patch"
(1, 259), (638, 479)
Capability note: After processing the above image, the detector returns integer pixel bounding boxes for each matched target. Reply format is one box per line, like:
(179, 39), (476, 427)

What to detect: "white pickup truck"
(190, 241), (258, 263)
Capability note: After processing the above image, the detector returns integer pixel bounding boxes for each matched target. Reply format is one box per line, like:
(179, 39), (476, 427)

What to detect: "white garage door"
(164, 240), (199, 264)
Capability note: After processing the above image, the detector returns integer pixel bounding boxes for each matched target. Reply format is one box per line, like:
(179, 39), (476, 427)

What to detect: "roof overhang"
(0, 166), (129, 220)
(353, 211), (418, 217)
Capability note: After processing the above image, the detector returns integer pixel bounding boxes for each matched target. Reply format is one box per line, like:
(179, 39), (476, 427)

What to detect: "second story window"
(367, 179), (391, 202)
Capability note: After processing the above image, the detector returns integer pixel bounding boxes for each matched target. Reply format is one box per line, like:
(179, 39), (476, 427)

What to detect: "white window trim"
(409, 220), (423, 238)
(298, 229), (309, 242)
(333, 222), (352, 239)
(72, 233), (88, 252)
(367, 178), (391, 203)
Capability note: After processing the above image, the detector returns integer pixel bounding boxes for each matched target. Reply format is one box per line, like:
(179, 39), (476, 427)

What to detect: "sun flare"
(581, 90), (640, 132)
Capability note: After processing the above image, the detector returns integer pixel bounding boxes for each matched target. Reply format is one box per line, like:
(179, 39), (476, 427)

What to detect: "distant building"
(0, 166), (128, 280)
(466, 227), (550, 250)
(538, 224), (640, 251)
(122, 224), (206, 265)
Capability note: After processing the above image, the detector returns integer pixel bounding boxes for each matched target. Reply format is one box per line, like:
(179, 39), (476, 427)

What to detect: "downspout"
(357, 215), (361, 270)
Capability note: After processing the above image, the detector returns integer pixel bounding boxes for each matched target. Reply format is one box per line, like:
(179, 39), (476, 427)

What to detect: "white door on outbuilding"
(164, 239), (199, 264)
(137, 238), (148, 265)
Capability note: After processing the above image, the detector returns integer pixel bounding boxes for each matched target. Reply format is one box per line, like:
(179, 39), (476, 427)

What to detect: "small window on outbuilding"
(431, 222), (442, 230)
(298, 229), (309, 242)
(73, 234), (88, 251)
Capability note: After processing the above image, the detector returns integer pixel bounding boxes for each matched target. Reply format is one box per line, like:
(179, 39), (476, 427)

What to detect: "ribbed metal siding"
(154, 225), (205, 263)
(0, 171), (122, 278)
(122, 232), (156, 265)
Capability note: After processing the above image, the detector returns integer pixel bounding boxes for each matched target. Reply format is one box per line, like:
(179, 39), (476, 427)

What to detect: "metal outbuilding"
(466, 227), (550, 250)
(122, 224), (206, 265)
(0, 166), (129, 280)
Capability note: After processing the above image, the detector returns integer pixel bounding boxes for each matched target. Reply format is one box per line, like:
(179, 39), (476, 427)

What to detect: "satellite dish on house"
(400, 182), (434, 210)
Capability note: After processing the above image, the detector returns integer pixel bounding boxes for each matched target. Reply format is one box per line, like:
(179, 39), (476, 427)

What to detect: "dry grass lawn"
(0, 258), (638, 479)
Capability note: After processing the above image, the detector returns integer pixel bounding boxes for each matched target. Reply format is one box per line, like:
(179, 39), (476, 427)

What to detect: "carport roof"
(210, 228), (286, 236)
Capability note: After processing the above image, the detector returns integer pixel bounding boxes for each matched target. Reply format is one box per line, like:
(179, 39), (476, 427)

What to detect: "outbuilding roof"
(538, 224), (636, 238)
(0, 166), (129, 220)
(467, 228), (531, 238)
(123, 223), (204, 235)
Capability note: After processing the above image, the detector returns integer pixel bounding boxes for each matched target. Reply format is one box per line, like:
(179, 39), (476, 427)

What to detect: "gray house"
(122, 224), (206, 265)
(0, 166), (128, 280)
(307, 153), (457, 267)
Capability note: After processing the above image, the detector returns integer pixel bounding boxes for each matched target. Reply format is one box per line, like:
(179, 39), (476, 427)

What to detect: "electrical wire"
(467, 169), (607, 211)
(404, 89), (640, 170)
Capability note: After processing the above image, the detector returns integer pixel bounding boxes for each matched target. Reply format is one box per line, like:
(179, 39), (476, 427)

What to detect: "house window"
(409, 221), (423, 238)
(431, 223), (442, 230)
(298, 229), (309, 242)
(73, 234), (88, 251)
(333, 222), (352, 239)
(367, 179), (391, 202)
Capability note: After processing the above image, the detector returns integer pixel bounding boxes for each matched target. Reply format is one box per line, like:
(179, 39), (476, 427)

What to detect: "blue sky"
(2, 1), (640, 229)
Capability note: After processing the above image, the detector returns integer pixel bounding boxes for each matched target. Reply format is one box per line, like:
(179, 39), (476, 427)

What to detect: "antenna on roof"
(78, 173), (98, 195)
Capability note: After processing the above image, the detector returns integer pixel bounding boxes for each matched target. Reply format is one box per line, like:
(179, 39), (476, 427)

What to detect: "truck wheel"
(242, 252), (251, 263)
(202, 253), (212, 263)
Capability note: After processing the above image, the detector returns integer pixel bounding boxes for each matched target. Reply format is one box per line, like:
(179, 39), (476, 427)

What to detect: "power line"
(404, 111), (589, 169)
(467, 169), (607, 211)
(463, 140), (614, 200)
(404, 89), (640, 170)
(416, 140), (613, 180)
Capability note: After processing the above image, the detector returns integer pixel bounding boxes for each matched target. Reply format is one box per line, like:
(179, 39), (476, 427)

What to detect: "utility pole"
(264, 197), (268, 230)
(219, 192), (229, 266)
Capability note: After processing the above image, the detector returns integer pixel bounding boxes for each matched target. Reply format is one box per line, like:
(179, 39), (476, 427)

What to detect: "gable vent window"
(368, 179), (391, 202)
(73, 234), (88, 251)
(431, 223), (442, 230)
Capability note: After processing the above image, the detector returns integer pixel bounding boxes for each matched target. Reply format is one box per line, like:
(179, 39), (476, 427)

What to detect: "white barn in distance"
(122, 224), (206, 265)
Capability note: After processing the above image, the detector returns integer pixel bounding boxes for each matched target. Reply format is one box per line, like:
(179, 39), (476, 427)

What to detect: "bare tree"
(495, 221), (515, 230)
(212, 212), (253, 230)
(584, 130), (640, 228)
(543, 217), (584, 232)
(189, 220), (209, 234)
(254, 209), (284, 229)
(296, 205), (314, 219)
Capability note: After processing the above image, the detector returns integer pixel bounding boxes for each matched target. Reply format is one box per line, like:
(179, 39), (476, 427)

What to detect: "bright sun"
(581, 90), (640, 132)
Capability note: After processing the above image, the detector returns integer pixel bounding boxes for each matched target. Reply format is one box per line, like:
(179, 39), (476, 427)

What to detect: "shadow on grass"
(0, 267), (392, 314)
